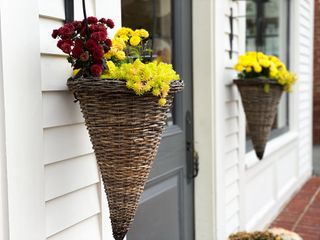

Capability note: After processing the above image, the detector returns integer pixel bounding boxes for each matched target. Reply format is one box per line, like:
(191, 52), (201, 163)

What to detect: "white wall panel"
(46, 184), (101, 237)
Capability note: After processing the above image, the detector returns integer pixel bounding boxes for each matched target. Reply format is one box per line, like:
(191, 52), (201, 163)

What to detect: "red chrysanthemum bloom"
(87, 16), (98, 24)
(74, 39), (83, 48)
(72, 21), (83, 30)
(90, 64), (103, 77)
(92, 46), (104, 60)
(60, 42), (72, 54)
(85, 38), (98, 51)
(105, 39), (112, 47)
(51, 29), (59, 39)
(91, 31), (107, 42)
(59, 23), (75, 39)
(72, 46), (84, 58)
(106, 19), (114, 29)
(99, 18), (108, 24)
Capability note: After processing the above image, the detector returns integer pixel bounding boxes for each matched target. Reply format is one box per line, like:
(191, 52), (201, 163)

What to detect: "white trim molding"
(0, 0), (45, 239)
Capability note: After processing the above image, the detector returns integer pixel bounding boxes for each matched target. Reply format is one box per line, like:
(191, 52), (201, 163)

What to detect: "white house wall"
(38, 0), (120, 239)
(221, 0), (313, 238)
(193, 0), (314, 239)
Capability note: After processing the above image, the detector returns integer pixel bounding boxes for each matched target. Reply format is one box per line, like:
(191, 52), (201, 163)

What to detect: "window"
(245, 0), (290, 151)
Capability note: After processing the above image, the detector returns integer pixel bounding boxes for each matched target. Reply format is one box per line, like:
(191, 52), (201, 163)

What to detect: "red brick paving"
(270, 177), (320, 240)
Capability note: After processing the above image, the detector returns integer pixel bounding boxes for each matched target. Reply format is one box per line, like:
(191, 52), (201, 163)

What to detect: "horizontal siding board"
(225, 118), (239, 136)
(47, 214), (102, 240)
(41, 54), (71, 91)
(225, 165), (239, 187)
(225, 133), (239, 152)
(45, 154), (99, 201)
(46, 184), (101, 237)
(226, 198), (239, 221)
(226, 182), (239, 204)
(43, 91), (84, 128)
(225, 149), (238, 169)
(40, 17), (64, 55)
(44, 124), (93, 165)
(225, 102), (239, 119)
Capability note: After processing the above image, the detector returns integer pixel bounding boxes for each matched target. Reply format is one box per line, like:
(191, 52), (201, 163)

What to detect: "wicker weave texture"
(234, 79), (283, 159)
(67, 78), (183, 240)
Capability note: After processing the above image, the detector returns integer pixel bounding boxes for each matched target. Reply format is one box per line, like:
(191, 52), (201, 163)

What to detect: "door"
(121, 0), (194, 239)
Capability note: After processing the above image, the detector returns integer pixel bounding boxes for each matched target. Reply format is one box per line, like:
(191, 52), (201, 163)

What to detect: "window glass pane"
(121, 0), (172, 64)
(245, 0), (289, 147)
(121, 0), (174, 126)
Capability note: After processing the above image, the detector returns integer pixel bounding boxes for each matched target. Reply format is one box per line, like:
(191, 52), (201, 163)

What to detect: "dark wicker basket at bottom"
(234, 78), (283, 160)
(67, 78), (184, 240)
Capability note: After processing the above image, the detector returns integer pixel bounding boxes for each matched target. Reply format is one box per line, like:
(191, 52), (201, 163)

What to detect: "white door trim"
(0, 1), (45, 239)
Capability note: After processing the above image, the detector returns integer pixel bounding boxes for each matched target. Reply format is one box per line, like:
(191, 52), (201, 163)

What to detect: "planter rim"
(67, 77), (184, 94)
(233, 78), (282, 86)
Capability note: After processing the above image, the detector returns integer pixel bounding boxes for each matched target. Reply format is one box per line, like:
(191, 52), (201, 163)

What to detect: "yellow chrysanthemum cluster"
(104, 27), (150, 61)
(234, 52), (296, 92)
(101, 59), (180, 106)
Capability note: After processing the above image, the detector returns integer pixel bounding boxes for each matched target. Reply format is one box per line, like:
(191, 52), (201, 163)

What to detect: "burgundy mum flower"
(72, 46), (84, 58)
(90, 64), (103, 76)
(92, 46), (104, 60)
(85, 38), (98, 51)
(106, 19), (114, 29)
(74, 39), (83, 48)
(87, 16), (98, 24)
(99, 18), (108, 24)
(91, 31), (107, 42)
(72, 21), (82, 29)
(105, 39), (112, 47)
(59, 23), (75, 39)
(60, 42), (72, 54)
(51, 29), (59, 39)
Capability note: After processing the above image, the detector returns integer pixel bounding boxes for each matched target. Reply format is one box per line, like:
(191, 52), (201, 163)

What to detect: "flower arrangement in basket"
(234, 52), (296, 159)
(52, 17), (183, 240)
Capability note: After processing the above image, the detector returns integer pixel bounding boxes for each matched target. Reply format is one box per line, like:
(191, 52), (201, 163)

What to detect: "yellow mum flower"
(106, 61), (116, 71)
(253, 64), (262, 73)
(115, 51), (126, 60)
(112, 38), (126, 50)
(136, 29), (149, 38)
(159, 98), (167, 106)
(246, 67), (252, 73)
(129, 35), (141, 46)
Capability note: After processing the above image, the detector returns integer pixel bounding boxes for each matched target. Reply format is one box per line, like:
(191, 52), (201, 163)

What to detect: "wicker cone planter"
(67, 78), (183, 240)
(234, 79), (283, 160)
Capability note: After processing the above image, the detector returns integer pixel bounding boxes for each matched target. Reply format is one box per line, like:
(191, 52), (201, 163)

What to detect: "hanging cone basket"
(234, 79), (283, 160)
(67, 78), (183, 240)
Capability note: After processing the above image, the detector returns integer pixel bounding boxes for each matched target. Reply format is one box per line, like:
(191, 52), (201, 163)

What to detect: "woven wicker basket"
(234, 79), (283, 160)
(67, 78), (184, 240)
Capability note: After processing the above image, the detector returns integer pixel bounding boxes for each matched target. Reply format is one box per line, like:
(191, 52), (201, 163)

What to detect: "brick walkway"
(270, 177), (320, 240)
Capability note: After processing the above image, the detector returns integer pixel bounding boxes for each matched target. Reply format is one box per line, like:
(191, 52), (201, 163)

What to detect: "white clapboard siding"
(47, 214), (102, 240)
(43, 123), (93, 165)
(45, 154), (99, 201)
(41, 54), (71, 91)
(38, 1), (109, 239)
(223, 1), (242, 237)
(46, 184), (101, 237)
(42, 91), (84, 128)
(297, 0), (313, 174)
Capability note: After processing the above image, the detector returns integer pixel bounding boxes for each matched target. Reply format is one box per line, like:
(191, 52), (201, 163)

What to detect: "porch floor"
(270, 177), (320, 240)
